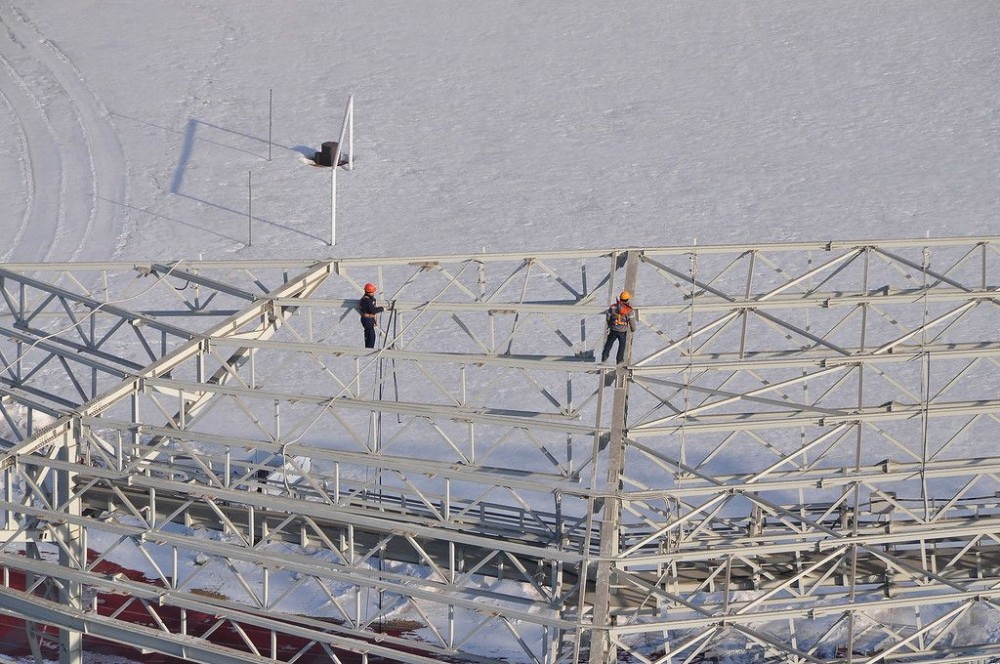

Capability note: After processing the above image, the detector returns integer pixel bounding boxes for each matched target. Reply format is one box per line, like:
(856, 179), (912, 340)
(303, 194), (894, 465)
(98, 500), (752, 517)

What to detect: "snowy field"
(1, 1), (999, 662)
(1, 1), (997, 265)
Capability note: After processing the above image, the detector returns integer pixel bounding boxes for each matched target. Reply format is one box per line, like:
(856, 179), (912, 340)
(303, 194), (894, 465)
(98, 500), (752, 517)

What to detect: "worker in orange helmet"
(601, 290), (636, 364)
(358, 283), (384, 348)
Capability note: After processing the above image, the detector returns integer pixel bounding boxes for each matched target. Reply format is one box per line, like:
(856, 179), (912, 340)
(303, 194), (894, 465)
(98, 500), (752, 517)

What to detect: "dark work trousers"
(363, 322), (377, 348)
(602, 330), (628, 363)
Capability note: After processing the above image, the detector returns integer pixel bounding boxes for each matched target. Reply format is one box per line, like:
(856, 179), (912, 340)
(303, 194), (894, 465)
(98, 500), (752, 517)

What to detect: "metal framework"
(1, 238), (1000, 663)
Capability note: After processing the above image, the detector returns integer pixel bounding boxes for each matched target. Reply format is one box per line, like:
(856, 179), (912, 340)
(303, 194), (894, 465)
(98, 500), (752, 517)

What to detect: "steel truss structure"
(2, 238), (1000, 664)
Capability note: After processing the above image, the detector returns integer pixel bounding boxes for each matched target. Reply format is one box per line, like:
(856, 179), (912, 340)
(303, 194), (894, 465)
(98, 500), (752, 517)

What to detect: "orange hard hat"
(619, 290), (631, 301)
(363, 283), (377, 294)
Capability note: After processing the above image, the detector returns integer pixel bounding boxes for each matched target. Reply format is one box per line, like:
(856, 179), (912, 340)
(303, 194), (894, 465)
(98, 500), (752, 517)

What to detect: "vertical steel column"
(588, 250), (639, 664)
(56, 418), (83, 664)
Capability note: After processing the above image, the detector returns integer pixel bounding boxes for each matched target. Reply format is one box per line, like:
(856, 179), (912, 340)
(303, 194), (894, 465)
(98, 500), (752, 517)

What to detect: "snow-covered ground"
(1, 1), (999, 662)
(2, 1), (997, 265)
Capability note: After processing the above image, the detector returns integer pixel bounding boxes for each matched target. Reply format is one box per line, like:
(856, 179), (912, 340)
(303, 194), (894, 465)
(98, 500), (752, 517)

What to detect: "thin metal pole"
(347, 95), (354, 170)
(268, 89), (273, 161)
(330, 165), (336, 246)
(329, 94), (351, 247)
(333, 94), (352, 169)
(248, 170), (253, 246)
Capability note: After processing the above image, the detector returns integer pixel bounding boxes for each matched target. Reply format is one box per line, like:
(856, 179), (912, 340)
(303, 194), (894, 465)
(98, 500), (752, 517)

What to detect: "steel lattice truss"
(2, 238), (1000, 664)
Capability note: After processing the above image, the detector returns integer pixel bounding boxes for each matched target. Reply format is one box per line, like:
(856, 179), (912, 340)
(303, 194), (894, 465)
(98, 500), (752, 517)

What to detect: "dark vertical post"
(247, 170), (253, 246)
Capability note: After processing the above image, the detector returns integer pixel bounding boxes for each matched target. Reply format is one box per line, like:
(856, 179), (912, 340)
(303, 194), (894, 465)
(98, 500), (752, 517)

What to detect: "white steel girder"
(1, 240), (1000, 663)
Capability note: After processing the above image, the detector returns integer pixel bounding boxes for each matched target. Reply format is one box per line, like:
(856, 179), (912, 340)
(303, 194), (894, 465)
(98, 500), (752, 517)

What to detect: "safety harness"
(609, 302), (633, 327)
(359, 294), (380, 320)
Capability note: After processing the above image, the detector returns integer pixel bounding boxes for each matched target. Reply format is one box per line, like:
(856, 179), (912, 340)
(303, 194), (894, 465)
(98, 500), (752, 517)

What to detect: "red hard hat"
(363, 283), (377, 294)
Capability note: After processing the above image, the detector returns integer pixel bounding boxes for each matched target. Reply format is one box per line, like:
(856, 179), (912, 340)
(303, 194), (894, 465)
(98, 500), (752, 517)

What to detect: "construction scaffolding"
(2, 237), (1000, 663)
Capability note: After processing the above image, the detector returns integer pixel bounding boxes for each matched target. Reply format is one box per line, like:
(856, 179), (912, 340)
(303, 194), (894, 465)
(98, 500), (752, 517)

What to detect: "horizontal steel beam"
(142, 376), (597, 435)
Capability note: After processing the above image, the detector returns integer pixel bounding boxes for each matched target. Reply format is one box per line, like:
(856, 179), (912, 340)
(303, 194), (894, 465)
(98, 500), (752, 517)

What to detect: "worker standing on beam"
(601, 290), (636, 364)
(358, 282), (385, 348)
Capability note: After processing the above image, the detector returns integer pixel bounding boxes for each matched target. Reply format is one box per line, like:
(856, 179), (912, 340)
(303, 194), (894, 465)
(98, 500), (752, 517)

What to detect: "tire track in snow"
(0, 13), (59, 263)
(0, 54), (34, 263)
(0, 3), (128, 263)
